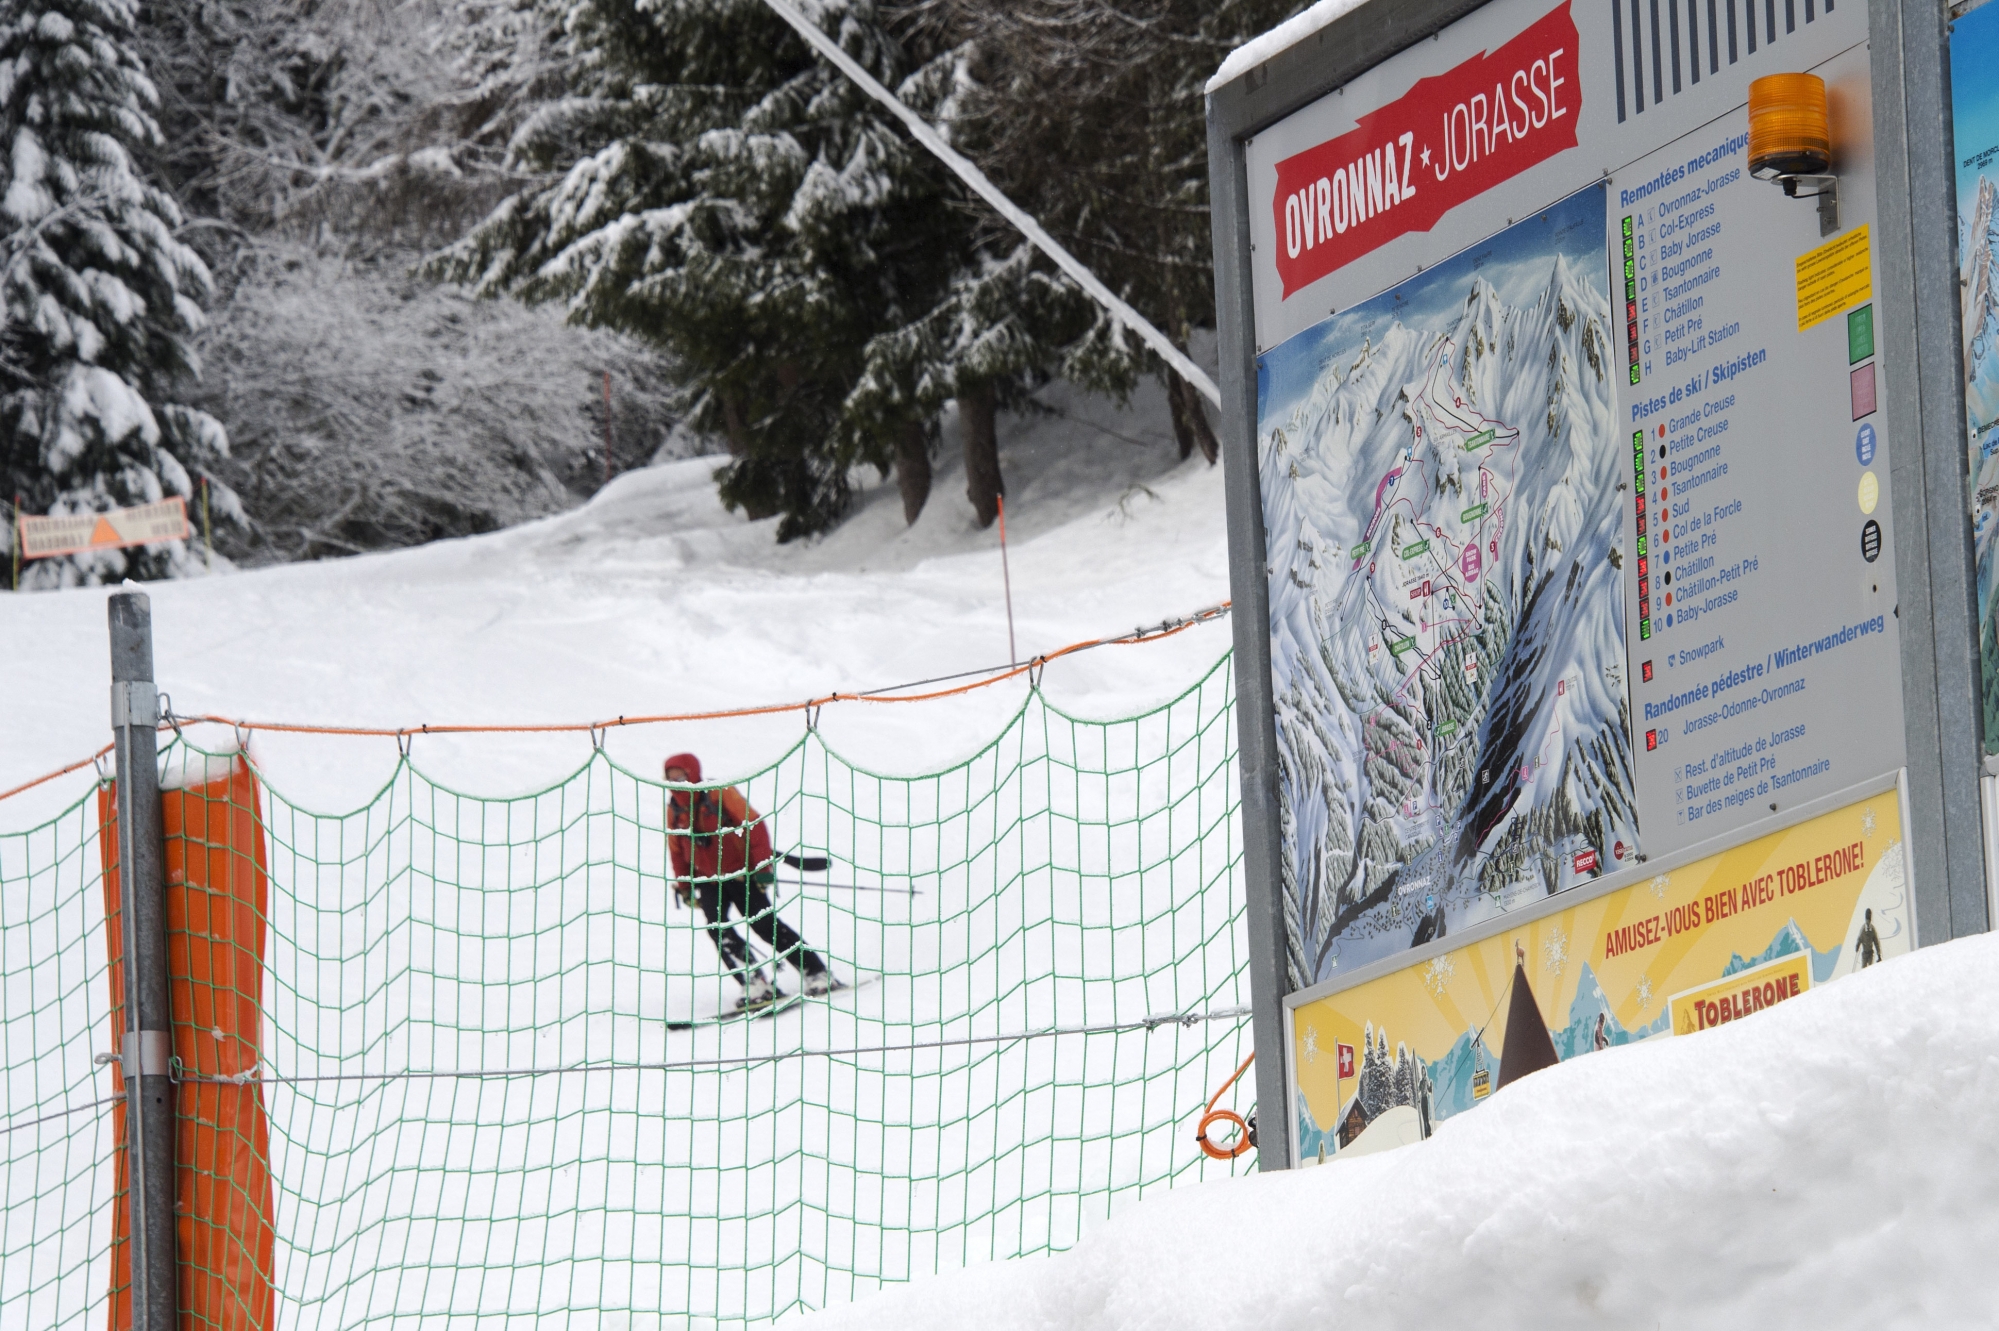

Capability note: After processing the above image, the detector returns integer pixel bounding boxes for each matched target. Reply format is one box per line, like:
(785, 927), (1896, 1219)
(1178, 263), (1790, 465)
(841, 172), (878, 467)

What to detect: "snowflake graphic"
(1862, 806), (1877, 839)
(1542, 927), (1569, 975)
(1649, 874), (1671, 899)
(1302, 1026), (1319, 1064)
(1422, 954), (1457, 995)
(1636, 975), (1654, 1011)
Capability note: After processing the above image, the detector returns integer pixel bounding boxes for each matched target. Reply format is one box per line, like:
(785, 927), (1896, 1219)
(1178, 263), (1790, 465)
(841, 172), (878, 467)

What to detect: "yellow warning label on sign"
(1796, 225), (1873, 331)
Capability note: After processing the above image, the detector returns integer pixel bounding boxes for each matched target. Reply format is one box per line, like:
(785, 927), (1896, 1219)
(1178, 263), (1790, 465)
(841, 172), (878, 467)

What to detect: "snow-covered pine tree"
(885, 0), (1312, 473)
(433, 0), (968, 540)
(0, 0), (233, 585)
(838, 238), (1103, 528)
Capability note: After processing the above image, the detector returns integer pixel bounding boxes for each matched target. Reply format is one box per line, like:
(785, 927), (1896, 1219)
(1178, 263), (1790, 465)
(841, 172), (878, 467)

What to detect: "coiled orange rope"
(1194, 1051), (1256, 1161)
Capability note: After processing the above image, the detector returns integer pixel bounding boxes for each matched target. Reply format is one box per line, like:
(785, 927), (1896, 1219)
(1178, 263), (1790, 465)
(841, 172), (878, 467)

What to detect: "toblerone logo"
(1666, 952), (1812, 1035)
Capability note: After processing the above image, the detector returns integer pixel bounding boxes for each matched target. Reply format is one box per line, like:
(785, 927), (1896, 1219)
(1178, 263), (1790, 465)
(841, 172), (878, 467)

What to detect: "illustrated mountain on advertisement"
(1261, 189), (1636, 987)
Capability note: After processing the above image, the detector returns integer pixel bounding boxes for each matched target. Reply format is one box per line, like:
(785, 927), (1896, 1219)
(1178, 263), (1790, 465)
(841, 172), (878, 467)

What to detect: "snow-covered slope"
(1, 375), (1233, 824)
(791, 932), (1999, 1331)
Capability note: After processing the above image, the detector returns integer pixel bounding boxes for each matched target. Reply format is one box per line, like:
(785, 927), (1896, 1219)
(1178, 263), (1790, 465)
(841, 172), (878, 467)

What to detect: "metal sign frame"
(1207, 0), (1983, 1173)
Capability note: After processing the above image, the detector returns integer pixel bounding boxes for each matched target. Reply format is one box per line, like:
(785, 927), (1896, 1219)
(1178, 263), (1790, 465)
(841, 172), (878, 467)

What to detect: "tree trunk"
(719, 392), (751, 457)
(716, 391), (778, 520)
(1167, 371), (1220, 465)
(894, 418), (931, 526)
(960, 379), (1003, 528)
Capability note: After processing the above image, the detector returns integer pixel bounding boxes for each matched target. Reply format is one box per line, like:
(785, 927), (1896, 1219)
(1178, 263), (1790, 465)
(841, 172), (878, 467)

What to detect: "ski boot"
(735, 973), (783, 1011)
(801, 968), (843, 997)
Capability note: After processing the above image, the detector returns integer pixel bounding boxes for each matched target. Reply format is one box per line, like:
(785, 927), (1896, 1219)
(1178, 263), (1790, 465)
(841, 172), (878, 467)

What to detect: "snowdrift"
(792, 933), (1999, 1330)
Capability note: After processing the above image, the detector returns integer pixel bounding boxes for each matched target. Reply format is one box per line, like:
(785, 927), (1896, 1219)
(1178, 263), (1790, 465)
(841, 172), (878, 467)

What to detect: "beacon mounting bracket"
(1759, 170), (1840, 237)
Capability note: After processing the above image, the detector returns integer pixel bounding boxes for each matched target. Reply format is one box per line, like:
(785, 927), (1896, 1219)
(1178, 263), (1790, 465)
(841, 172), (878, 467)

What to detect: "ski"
(665, 993), (802, 1031)
(663, 974), (878, 1029)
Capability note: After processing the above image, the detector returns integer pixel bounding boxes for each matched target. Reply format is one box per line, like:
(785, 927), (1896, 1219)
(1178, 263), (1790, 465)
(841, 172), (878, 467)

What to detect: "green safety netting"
(0, 650), (1251, 1328)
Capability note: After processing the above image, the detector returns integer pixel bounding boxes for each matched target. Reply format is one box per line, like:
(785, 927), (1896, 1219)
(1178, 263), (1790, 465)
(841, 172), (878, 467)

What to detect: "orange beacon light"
(1748, 73), (1832, 179)
(1747, 72), (1838, 234)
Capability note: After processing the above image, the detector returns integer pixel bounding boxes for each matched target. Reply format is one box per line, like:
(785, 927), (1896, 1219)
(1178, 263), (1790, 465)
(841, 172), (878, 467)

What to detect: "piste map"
(1259, 187), (1639, 984)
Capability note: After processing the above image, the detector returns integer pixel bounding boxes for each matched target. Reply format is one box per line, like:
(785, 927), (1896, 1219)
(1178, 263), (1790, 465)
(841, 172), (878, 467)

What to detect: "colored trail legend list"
(1610, 96), (1905, 861)
(1634, 428), (1651, 638)
(1624, 214), (1641, 385)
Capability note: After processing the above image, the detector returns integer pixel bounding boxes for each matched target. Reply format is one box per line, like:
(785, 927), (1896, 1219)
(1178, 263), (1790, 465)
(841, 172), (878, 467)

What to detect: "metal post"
(1872, 0), (1989, 941)
(109, 591), (175, 1331)
(1207, 91), (1293, 1173)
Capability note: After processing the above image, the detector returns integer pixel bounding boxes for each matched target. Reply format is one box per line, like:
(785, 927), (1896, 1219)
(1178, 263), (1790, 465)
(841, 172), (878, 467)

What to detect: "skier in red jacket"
(663, 752), (837, 1007)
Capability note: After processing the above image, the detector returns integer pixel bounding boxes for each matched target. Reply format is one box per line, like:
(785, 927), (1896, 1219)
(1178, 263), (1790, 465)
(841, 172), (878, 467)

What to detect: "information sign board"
(1237, 0), (1897, 995)
(1950, 1), (1999, 755)
(1211, 0), (1983, 1170)
(18, 497), (189, 560)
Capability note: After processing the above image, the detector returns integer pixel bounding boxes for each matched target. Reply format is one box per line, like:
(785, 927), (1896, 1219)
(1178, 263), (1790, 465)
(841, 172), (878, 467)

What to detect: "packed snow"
(1, 372), (1234, 828)
(3, 372), (1248, 1328)
(794, 930), (1999, 1331)
(1209, 0), (1371, 92)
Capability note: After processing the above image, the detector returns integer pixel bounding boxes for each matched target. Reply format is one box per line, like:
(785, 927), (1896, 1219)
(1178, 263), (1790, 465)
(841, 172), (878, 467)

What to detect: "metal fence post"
(109, 591), (175, 1331)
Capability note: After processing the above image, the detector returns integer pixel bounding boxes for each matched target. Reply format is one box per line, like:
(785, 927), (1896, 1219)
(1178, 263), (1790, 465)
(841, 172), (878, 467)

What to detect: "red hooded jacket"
(663, 753), (773, 886)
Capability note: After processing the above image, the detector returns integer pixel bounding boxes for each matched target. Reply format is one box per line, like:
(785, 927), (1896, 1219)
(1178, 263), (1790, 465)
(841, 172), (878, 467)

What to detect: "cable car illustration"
(1471, 1035), (1492, 1101)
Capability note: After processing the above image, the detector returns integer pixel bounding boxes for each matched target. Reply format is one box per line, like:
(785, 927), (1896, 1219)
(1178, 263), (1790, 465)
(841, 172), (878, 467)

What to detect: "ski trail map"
(1952, 0), (1999, 750)
(1259, 186), (1638, 986)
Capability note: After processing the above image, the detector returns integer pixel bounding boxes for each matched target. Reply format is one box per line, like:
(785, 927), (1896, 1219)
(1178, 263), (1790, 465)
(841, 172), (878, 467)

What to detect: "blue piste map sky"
(1257, 184), (1608, 428)
(1953, 1), (1999, 211)
(1953, 1), (1999, 435)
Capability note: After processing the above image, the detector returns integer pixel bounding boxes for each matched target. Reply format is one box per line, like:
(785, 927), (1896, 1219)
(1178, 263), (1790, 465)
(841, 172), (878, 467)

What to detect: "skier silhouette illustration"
(1856, 907), (1883, 968)
(1592, 1010), (1611, 1052)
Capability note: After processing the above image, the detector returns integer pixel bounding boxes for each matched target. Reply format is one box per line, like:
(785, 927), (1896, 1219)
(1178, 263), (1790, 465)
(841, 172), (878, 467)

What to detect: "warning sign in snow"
(19, 498), (188, 560)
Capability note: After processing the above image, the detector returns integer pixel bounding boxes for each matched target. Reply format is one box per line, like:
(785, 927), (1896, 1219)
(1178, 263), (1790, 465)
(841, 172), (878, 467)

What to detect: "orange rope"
(0, 744), (112, 804)
(1194, 1051), (1256, 1161)
(0, 602), (1231, 801)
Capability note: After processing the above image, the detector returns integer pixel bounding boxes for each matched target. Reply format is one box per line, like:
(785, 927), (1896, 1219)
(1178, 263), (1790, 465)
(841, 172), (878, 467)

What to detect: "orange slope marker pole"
(998, 494), (1017, 666)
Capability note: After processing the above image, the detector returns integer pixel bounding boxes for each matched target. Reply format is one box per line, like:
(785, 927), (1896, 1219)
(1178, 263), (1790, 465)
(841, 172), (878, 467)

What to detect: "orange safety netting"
(99, 759), (275, 1331)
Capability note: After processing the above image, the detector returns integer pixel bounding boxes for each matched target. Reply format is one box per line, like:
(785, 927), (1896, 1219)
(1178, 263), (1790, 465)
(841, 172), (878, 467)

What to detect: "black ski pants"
(693, 873), (826, 977)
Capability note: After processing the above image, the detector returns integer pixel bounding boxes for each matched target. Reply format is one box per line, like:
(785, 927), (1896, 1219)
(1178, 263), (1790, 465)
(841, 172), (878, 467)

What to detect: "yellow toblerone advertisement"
(1288, 792), (1908, 1165)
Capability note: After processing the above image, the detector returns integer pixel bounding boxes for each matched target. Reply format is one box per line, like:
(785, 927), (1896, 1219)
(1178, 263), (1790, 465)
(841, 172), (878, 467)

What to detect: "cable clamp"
(109, 681), (158, 730)
(805, 703), (822, 732)
(122, 1030), (171, 1079)
(395, 730), (411, 758)
(1028, 658), (1045, 690)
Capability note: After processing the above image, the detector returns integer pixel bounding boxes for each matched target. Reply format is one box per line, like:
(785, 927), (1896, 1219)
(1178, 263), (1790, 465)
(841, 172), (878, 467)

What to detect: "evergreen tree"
(900, 0), (1310, 465)
(434, 0), (969, 540)
(838, 239), (1104, 527)
(0, 0), (234, 585)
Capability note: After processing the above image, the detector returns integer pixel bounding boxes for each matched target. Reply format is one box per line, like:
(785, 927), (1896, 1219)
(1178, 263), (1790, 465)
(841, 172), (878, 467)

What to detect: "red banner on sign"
(1270, 2), (1581, 298)
(1337, 1042), (1356, 1079)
